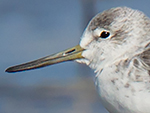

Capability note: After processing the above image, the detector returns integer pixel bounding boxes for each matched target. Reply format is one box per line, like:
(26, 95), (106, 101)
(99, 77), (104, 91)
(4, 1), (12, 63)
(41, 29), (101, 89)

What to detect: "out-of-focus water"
(1, 0), (150, 113)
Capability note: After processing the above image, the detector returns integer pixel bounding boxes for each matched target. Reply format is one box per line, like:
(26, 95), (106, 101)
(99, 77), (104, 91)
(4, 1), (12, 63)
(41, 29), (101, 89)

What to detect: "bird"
(5, 7), (150, 113)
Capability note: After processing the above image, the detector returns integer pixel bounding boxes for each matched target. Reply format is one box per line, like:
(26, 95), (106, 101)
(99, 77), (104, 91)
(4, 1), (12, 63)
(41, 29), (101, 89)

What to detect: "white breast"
(95, 62), (150, 113)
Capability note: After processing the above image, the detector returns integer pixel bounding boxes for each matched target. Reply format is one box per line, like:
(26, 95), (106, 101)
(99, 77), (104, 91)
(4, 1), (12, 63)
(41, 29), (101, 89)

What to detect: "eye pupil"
(100, 31), (110, 38)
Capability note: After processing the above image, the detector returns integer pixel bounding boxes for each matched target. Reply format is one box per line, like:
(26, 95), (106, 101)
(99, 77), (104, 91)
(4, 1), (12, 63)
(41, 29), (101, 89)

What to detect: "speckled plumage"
(79, 7), (150, 113)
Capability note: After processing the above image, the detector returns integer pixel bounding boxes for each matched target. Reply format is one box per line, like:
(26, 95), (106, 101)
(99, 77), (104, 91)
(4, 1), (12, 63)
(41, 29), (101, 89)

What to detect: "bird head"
(77, 7), (150, 71)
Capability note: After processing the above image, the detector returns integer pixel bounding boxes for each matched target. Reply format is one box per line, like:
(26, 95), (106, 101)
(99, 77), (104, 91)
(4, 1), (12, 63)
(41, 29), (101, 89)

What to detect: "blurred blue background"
(2, 0), (150, 113)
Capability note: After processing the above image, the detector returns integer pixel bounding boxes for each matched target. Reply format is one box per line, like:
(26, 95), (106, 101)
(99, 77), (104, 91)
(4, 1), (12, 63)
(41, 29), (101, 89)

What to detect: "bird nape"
(6, 7), (150, 113)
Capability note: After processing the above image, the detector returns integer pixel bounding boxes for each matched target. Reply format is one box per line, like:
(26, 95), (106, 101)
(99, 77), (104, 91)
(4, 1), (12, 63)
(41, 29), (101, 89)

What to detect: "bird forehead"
(88, 7), (134, 31)
(81, 6), (150, 49)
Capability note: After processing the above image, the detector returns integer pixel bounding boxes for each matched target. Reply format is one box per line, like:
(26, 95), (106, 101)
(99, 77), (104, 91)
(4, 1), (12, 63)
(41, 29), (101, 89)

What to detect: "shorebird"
(5, 7), (150, 113)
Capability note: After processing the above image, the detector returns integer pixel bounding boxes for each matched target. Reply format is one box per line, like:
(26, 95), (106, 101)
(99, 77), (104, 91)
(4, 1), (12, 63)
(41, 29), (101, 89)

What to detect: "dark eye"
(100, 31), (110, 39)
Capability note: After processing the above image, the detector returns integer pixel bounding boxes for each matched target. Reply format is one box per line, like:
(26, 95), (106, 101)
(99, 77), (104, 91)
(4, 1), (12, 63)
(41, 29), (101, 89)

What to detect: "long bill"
(5, 45), (84, 73)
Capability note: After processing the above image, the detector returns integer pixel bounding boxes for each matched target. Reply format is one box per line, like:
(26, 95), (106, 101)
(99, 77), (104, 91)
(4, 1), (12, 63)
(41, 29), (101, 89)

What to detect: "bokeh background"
(2, 0), (150, 113)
